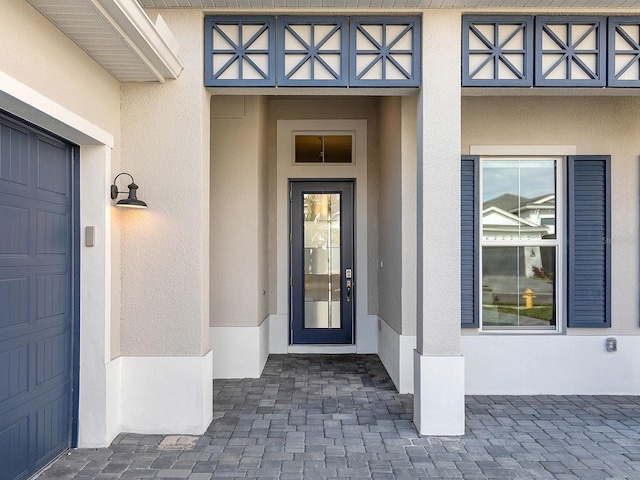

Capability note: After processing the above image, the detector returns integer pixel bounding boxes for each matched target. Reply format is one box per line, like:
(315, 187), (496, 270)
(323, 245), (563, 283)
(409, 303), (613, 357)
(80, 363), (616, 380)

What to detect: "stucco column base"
(413, 351), (465, 435)
(119, 350), (214, 435)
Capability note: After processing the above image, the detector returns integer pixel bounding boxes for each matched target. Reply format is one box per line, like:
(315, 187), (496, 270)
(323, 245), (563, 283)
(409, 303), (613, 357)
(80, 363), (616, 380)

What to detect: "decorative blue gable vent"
(205, 16), (420, 88)
(350, 17), (421, 87)
(204, 16), (276, 87)
(277, 17), (348, 87)
(535, 17), (606, 87)
(463, 16), (533, 87)
(608, 17), (640, 87)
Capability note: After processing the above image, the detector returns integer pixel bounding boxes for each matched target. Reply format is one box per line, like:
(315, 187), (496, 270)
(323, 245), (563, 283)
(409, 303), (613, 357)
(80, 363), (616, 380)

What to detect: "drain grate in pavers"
(157, 435), (199, 450)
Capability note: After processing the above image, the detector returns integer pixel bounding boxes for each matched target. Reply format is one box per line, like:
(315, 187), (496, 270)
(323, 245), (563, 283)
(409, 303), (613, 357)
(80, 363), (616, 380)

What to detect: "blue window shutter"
(567, 155), (611, 328)
(461, 156), (479, 328)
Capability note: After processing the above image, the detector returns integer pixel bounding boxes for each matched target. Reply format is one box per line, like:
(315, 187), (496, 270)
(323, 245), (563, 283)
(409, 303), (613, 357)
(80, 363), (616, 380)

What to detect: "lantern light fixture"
(110, 172), (148, 209)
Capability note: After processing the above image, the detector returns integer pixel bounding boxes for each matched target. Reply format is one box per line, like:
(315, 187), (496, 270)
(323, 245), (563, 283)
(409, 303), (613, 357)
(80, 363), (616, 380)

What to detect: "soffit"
(138, 0), (640, 8)
(25, 0), (182, 83)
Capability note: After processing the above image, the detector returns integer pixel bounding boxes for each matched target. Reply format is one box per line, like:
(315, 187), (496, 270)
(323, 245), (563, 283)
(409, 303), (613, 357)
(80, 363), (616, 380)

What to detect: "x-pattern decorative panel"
(608, 17), (640, 87)
(350, 17), (420, 87)
(463, 16), (533, 86)
(205, 16), (420, 87)
(278, 17), (348, 87)
(205, 16), (275, 86)
(535, 17), (606, 86)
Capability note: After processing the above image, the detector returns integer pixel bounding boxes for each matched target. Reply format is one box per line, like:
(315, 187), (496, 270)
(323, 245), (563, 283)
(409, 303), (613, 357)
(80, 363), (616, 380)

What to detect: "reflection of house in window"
(482, 192), (556, 278)
(480, 159), (559, 329)
(512, 194), (556, 238)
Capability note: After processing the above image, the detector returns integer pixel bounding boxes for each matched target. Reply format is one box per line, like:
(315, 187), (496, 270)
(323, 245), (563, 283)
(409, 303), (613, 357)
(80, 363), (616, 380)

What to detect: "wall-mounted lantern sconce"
(110, 173), (148, 209)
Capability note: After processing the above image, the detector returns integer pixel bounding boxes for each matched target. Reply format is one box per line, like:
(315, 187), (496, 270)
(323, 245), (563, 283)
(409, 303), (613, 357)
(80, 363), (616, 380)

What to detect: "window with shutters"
(461, 154), (611, 331)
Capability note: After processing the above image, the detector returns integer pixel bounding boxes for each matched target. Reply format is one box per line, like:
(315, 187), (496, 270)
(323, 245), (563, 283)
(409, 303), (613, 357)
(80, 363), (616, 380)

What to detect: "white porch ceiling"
(25, 0), (182, 83)
(138, 0), (640, 9)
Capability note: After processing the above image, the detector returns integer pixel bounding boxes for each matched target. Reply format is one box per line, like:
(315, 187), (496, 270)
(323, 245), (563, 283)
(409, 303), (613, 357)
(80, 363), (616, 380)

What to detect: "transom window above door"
(204, 16), (421, 87)
(294, 134), (354, 164)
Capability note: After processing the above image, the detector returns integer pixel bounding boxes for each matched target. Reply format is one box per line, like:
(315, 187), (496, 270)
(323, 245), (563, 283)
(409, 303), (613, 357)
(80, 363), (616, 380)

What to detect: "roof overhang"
(138, 0), (640, 9)
(25, 0), (183, 83)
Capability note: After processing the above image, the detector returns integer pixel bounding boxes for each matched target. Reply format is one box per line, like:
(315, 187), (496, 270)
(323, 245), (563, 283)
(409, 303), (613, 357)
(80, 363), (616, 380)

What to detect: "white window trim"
(478, 155), (565, 334)
(470, 145), (576, 156)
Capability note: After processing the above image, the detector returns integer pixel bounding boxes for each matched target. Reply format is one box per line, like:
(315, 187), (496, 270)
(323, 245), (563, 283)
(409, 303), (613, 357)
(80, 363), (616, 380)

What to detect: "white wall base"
(78, 356), (121, 448)
(105, 357), (122, 446)
(119, 351), (213, 435)
(462, 335), (640, 395)
(259, 317), (270, 370)
(377, 317), (415, 393)
(413, 351), (465, 436)
(356, 314), (378, 353)
(269, 314), (288, 354)
(211, 323), (268, 378)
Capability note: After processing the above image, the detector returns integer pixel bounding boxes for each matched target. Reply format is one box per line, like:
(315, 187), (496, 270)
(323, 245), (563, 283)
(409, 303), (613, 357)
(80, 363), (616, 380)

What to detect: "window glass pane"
(295, 135), (352, 163)
(296, 136), (323, 163)
(482, 246), (556, 328)
(323, 136), (352, 163)
(303, 193), (341, 329)
(482, 160), (556, 240)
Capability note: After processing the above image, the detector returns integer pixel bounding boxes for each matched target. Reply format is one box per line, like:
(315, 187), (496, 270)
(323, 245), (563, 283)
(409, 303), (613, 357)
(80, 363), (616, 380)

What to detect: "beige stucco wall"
(400, 96), (418, 337)
(210, 96), (269, 327)
(2, 1), (121, 131)
(267, 97), (381, 317)
(2, 0), (123, 358)
(377, 95), (418, 338)
(378, 98), (403, 333)
(417, 9), (462, 356)
(462, 95), (640, 336)
(257, 97), (270, 325)
(120, 9), (210, 356)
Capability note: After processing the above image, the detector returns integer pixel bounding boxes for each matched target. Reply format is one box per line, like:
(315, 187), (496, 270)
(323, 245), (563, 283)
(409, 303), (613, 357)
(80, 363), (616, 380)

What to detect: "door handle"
(346, 280), (352, 303)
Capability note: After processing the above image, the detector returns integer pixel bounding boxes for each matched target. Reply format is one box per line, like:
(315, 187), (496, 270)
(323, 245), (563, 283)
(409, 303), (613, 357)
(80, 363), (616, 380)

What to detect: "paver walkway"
(37, 354), (640, 479)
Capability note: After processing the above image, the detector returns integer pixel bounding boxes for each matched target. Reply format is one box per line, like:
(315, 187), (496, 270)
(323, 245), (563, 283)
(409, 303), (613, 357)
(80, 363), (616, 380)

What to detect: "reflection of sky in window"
(483, 160), (556, 202)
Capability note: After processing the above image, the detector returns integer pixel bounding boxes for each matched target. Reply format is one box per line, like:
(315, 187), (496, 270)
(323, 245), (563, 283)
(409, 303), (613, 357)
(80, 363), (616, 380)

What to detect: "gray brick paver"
(35, 355), (640, 480)
(156, 469), (192, 478)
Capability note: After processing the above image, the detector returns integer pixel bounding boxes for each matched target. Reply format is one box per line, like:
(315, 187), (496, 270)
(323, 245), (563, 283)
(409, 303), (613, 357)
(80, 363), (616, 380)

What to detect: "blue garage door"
(0, 113), (77, 480)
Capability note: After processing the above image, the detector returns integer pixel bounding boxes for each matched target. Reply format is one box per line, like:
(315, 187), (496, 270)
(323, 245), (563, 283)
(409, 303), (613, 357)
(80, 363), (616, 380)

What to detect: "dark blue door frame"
(290, 180), (354, 344)
(70, 145), (80, 449)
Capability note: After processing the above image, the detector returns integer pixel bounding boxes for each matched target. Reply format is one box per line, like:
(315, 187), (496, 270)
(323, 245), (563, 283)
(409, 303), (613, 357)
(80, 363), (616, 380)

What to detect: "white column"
(78, 145), (119, 447)
(414, 10), (465, 436)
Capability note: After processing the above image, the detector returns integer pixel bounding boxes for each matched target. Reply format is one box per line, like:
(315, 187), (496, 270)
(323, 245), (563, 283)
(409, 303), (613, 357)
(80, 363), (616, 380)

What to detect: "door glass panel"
(303, 193), (341, 328)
